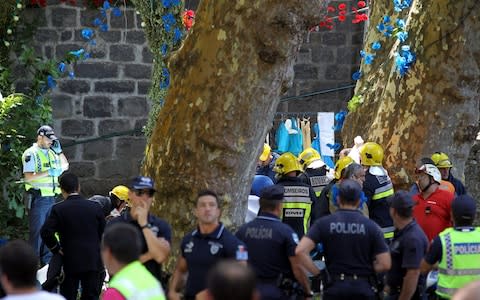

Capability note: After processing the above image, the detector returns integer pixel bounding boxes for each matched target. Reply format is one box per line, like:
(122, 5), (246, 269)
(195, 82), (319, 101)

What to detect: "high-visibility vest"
(281, 184), (312, 237)
(437, 227), (480, 299)
(22, 144), (61, 196)
(109, 261), (166, 300)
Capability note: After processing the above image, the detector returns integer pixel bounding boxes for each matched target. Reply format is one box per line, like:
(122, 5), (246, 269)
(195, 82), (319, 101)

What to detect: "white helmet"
(417, 164), (442, 184)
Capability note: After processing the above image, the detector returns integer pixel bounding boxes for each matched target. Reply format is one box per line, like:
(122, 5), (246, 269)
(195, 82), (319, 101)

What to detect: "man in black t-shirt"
(385, 191), (428, 300)
(296, 179), (391, 300)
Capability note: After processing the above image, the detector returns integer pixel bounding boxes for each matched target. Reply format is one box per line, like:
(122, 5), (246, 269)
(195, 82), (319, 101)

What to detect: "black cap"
(37, 125), (57, 140)
(260, 185), (284, 201)
(389, 190), (415, 210)
(452, 195), (476, 220)
(338, 179), (362, 202)
(130, 176), (156, 191)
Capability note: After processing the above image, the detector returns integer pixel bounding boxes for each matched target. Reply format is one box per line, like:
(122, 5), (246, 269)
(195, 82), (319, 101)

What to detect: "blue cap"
(338, 179), (362, 202)
(130, 176), (156, 191)
(37, 125), (57, 140)
(251, 175), (274, 197)
(260, 184), (284, 201)
(452, 195), (476, 219)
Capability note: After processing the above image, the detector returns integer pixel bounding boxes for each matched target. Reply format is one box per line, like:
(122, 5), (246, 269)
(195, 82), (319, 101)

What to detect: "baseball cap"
(37, 125), (57, 140)
(389, 190), (415, 210)
(130, 176), (156, 191)
(260, 185), (284, 201)
(338, 179), (362, 202)
(452, 195), (476, 220)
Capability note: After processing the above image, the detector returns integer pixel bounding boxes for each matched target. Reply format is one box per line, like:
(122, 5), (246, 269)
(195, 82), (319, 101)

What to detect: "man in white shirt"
(0, 240), (65, 300)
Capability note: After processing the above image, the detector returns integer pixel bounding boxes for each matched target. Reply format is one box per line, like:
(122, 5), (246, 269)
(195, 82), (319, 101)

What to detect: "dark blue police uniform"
(386, 220), (428, 299)
(181, 222), (245, 300)
(307, 209), (389, 300)
(236, 212), (300, 300)
(107, 209), (171, 281)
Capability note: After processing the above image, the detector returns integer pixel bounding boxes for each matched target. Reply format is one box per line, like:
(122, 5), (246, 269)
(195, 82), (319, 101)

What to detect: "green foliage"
(0, 93), (51, 238)
(347, 94), (364, 112)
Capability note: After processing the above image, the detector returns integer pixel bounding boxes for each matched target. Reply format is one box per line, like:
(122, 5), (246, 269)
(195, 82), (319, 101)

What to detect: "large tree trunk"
(342, 0), (479, 190)
(141, 0), (324, 253)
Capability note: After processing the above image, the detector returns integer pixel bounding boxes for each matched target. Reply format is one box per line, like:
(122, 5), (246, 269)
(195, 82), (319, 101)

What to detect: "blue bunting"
(394, 0), (413, 12)
(103, 0), (110, 10)
(160, 68), (170, 89)
(364, 54), (375, 65)
(47, 75), (56, 89)
(162, 13), (175, 33)
(58, 62), (66, 73)
(93, 18), (102, 26)
(81, 28), (94, 40)
(395, 45), (416, 76)
(396, 31), (408, 42)
(371, 41), (381, 50)
(112, 7), (122, 17)
(100, 24), (109, 32)
(352, 71), (362, 81)
(161, 44), (168, 56)
(162, 0), (180, 8)
(69, 48), (85, 58)
(326, 143), (341, 151)
(376, 16), (393, 37)
(173, 27), (183, 44)
(69, 71), (75, 79)
(396, 18), (406, 29)
(333, 110), (347, 132)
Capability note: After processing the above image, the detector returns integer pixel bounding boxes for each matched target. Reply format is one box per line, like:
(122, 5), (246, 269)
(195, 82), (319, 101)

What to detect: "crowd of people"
(0, 125), (478, 300)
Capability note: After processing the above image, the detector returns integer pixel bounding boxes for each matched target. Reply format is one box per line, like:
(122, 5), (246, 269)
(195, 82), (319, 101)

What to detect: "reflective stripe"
(438, 268), (480, 276)
(436, 286), (458, 296)
(282, 202), (312, 235)
(384, 231), (394, 239)
(445, 233), (453, 269)
(372, 189), (394, 200)
(283, 197), (312, 203)
(381, 226), (395, 239)
(27, 182), (59, 188)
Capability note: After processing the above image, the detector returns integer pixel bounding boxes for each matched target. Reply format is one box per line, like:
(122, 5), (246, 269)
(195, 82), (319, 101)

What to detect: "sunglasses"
(134, 189), (155, 197)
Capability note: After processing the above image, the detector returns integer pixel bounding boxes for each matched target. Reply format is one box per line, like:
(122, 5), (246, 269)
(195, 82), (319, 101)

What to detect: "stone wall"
(20, 1), (363, 196)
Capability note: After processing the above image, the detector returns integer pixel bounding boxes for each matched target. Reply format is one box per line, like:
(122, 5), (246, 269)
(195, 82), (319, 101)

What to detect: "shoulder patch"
(292, 233), (300, 244)
(24, 155), (31, 163)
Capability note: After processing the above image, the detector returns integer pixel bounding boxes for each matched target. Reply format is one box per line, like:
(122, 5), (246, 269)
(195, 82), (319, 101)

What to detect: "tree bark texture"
(142, 0), (324, 249)
(342, 0), (480, 189)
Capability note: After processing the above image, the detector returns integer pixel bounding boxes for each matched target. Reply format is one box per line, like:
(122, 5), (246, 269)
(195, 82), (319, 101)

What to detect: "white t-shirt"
(2, 291), (65, 300)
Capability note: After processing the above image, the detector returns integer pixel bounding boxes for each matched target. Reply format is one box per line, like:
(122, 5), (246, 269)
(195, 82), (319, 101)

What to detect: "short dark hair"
(207, 260), (256, 300)
(395, 206), (413, 219)
(0, 240), (38, 288)
(102, 223), (141, 264)
(196, 189), (221, 207)
(59, 172), (79, 194)
(259, 198), (282, 212)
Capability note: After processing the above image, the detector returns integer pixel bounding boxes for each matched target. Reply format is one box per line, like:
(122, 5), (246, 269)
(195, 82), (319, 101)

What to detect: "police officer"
(298, 147), (333, 198)
(168, 190), (247, 300)
(295, 179), (391, 300)
(273, 152), (320, 238)
(385, 191), (428, 300)
(22, 125), (69, 265)
(236, 185), (313, 299)
(360, 142), (395, 241)
(420, 195), (480, 299)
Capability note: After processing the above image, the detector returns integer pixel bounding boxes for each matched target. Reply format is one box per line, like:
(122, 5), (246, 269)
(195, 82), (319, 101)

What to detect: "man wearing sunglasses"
(108, 176), (172, 285)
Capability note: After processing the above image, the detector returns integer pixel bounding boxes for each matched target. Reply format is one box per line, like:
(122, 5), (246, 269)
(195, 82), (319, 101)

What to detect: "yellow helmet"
(259, 143), (271, 162)
(110, 185), (130, 204)
(431, 152), (453, 168)
(334, 156), (354, 179)
(273, 152), (302, 175)
(359, 142), (384, 166)
(298, 147), (322, 170)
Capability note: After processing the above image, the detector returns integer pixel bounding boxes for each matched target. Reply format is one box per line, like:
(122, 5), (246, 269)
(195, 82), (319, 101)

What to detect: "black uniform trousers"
(323, 279), (376, 300)
(60, 270), (101, 300)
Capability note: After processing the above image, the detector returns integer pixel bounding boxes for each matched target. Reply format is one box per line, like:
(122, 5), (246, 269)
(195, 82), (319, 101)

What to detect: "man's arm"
(295, 237), (321, 275)
(139, 227), (170, 263)
(168, 256), (188, 300)
(59, 153), (69, 171)
(289, 255), (313, 296)
(40, 208), (61, 254)
(373, 252), (391, 273)
(398, 269), (420, 300)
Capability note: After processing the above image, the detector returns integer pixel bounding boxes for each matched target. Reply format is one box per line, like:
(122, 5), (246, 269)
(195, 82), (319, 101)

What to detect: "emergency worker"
(107, 176), (171, 284)
(385, 191), (428, 300)
(360, 142), (395, 241)
(257, 143), (280, 182)
(431, 152), (466, 195)
(101, 223), (166, 300)
(89, 185), (130, 220)
(412, 162), (454, 242)
(409, 158), (455, 196)
(273, 152), (320, 237)
(298, 147), (333, 197)
(236, 185), (313, 299)
(421, 195), (480, 299)
(295, 179), (391, 300)
(22, 125), (69, 265)
(168, 190), (247, 300)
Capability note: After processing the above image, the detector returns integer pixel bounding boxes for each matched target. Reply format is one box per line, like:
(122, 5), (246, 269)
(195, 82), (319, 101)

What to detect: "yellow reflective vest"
(22, 144), (61, 196)
(437, 227), (480, 299)
(109, 261), (166, 300)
